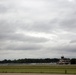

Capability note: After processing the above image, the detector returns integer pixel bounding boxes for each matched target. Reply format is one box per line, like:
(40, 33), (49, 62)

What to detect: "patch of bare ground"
(0, 73), (75, 75)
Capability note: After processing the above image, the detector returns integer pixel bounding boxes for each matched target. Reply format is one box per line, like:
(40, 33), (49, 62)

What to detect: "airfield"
(0, 73), (76, 75)
(0, 64), (76, 74)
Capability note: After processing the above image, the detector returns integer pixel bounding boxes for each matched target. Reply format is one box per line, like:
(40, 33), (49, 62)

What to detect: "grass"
(0, 64), (76, 74)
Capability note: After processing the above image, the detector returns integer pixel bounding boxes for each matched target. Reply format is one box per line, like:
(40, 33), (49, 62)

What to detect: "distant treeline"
(0, 58), (76, 64)
(0, 58), (59, 63)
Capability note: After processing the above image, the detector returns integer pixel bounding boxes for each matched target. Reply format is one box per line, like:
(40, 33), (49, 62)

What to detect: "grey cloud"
(60, 15), (76, 32)
(47, 43), (76, 53)
(59, 3), (76, 32)
(0, 4), (8, 13)
(0, 19), (19, 33)
(0, 1), (15, 13)
(0, 0), (62, 33)
(21, 22), (55, 33)
(0, 0), (76, 59)
(32, 20), (58, 32)
(4, 43), (43, 50)
(70, 40), (76, 43)
(0, 16), (59, 35)
(46, 0), (76, 33)
(19, 18), (59, 33)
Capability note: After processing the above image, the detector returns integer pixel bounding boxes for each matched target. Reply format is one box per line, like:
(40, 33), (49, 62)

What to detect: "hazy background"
(0, 0), (76, 60)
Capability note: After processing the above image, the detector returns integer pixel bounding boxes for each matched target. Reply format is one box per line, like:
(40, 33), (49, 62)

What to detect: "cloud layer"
(0, 0), (76, 60)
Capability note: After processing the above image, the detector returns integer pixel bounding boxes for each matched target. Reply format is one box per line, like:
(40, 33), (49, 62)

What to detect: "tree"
(71, 58), (76, 64)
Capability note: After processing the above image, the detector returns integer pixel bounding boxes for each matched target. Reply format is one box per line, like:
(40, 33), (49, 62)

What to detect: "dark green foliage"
(0, 58), (59, 63)
(0, 58), (76, 64)
(71, 58), (76, 64)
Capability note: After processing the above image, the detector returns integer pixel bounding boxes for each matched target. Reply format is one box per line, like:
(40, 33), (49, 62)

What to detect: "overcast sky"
(0, 0), (76, 60)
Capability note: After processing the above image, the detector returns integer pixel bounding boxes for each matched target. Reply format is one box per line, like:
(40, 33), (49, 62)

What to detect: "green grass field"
(0, 64), (76, 74)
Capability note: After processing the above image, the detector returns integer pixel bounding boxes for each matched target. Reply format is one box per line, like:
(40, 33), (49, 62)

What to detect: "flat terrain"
(0, 73), (76, 75)
(0, 65), (76, 74)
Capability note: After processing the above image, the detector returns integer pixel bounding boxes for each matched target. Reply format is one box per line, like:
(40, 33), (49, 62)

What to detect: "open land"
(0, 64), (76, 74)
(0, 73), (76, 75)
